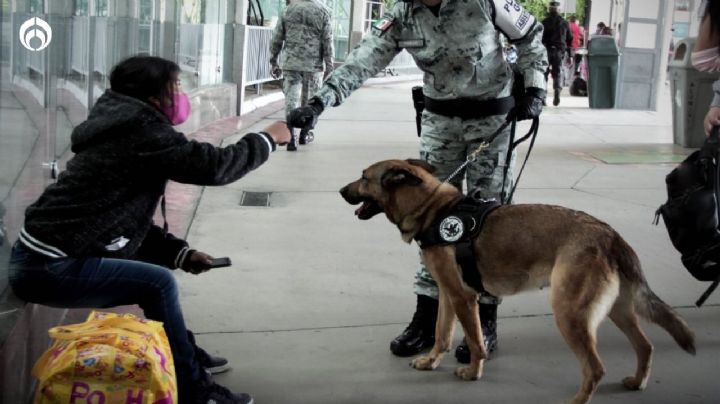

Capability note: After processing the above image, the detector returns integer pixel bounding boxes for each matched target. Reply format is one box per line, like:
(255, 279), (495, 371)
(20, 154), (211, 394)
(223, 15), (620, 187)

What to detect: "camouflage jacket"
(314, 0), (548, 107)
(269, 0), (334, 73)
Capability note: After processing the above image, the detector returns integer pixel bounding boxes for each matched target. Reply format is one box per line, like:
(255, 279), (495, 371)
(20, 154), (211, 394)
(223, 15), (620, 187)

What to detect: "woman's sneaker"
(187, 330), (231, 374)
(193, 376), (253, 404)
(196, 345), (231, 374)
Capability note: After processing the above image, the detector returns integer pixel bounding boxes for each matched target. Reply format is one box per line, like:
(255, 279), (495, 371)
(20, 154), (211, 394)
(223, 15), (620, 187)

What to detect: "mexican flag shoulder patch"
(372, 16), (395, 35)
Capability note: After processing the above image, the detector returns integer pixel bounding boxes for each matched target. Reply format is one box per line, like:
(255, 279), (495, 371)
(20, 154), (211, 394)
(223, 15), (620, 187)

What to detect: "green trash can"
(669, 38), (720, 148)
(587, 36), (620, 108)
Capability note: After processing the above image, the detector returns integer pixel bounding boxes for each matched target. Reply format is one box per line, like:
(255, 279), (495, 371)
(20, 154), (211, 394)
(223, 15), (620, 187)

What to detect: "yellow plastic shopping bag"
(32, 311), (177, 404)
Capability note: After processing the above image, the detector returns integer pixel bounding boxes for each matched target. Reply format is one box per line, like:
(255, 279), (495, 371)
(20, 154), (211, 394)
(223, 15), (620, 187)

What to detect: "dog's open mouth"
(354, 199), (382, 220)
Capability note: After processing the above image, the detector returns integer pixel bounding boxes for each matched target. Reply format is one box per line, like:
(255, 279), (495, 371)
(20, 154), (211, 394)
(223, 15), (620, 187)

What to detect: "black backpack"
(656, 130), (720, 306)
(570, 76), (587, 97)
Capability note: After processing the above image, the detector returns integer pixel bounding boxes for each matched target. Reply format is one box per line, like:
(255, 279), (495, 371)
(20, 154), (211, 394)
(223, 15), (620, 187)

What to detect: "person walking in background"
(595, 21), (607, 35)
(568, 15), (583, 75)
(270, 0), (334, 151)
(542, 1), (573, 106)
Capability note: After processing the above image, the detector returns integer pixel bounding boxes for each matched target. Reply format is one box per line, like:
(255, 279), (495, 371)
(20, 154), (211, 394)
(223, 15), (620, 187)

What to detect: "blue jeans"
(8, 241), (202, 394)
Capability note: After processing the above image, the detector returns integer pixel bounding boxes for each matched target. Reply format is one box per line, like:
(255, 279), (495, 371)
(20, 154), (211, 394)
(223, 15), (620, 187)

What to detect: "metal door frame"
(616, 0), (667, 110)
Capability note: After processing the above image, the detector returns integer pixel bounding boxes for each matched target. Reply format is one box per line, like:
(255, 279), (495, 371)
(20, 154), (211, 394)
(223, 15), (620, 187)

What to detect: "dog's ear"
(405, 159), (436, 174)
(381, 168), (423, 188)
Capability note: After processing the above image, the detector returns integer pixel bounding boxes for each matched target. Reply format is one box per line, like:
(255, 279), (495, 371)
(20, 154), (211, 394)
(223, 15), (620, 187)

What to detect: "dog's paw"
(454, 365), (481, 381)
(621, 376), (646, 391)
(410, 355), (437, 371)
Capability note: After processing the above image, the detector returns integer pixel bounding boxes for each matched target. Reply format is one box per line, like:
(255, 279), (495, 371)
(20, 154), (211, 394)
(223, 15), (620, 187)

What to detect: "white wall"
(589, 0), (612, 31)
(689, 0), (706, 36)
(589, 0), (625, 35)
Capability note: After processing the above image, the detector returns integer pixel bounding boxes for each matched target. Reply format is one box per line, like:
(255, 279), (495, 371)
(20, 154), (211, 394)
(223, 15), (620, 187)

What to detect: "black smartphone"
(208, 257), (232, 268)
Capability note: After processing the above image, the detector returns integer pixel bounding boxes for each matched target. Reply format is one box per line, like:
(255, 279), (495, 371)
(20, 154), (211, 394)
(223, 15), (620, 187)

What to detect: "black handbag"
(656, 129), (720, 306)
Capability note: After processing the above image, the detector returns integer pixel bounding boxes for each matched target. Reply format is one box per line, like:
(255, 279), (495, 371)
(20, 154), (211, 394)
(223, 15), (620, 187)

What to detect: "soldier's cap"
(549, 1), (560, 6)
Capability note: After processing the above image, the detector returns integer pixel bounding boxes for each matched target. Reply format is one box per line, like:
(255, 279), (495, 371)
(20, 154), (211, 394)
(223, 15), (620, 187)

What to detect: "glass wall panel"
(178, 0), (234, 91)
(1, 0), (54, 300)
(329, 0), (350, 61)
(0, 0), (165, 303)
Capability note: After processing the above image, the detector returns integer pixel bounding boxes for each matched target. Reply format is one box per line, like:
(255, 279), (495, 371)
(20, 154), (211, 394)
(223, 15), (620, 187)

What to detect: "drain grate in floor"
(240, 191), (271, 207)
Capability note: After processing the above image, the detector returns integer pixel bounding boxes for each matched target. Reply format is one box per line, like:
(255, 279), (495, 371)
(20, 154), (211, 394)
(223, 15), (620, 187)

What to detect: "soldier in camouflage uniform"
(270, 0), (334, 151)
(289, 0), (548, 362)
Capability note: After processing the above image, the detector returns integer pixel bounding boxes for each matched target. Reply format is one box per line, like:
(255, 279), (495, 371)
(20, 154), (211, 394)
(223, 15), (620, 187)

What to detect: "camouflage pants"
(282, 70), (323, 120)
(414, 111), (515, 304)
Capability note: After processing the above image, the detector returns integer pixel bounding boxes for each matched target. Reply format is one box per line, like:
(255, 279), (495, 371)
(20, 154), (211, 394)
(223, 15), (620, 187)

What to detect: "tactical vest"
(414, 197), (501, 293)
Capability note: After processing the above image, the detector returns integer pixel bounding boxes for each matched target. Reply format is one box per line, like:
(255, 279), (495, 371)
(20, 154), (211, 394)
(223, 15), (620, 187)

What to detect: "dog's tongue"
(355, 202), (370, 216)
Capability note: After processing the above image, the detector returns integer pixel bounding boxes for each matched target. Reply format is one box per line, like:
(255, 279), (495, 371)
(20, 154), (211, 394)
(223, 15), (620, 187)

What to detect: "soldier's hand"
(323, 65), (334, 81)
(288, 97), (324, 131)
(509, 87), (546, 121)
(271, 65), (282, 79)
(262, 120), (292, 145)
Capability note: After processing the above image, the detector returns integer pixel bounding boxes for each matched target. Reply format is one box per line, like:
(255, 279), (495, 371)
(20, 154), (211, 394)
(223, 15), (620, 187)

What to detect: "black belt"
(424, 96), (515, 120)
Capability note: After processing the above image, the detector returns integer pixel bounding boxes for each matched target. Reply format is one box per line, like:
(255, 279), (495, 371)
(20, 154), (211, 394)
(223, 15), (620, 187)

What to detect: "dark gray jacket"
(542, 12), (572, 50)
(21, 90), (274, 267)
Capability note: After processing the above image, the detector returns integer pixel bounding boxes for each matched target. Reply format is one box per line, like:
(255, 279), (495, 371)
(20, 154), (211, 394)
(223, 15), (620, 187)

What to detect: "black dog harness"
(414, 197), (501, 293)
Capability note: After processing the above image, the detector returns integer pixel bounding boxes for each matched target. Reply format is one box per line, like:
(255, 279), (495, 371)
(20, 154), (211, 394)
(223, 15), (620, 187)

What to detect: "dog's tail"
(614, 236), (696, 355)
(635, 284), (696, 355)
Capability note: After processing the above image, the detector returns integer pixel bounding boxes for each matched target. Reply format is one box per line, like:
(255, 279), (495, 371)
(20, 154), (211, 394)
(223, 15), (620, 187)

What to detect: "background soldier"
(288, 0), (547, 363)
(542, 1), (573, 106)
(270, 0), (334, 151)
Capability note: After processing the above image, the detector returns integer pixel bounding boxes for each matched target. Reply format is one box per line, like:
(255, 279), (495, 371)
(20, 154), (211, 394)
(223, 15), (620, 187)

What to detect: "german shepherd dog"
(339, 159), (696, 404)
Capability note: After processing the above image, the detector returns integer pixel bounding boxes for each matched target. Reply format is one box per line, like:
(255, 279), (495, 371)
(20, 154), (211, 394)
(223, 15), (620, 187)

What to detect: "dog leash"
(400, 117), (540, 232)
(443, 117), (540, 204)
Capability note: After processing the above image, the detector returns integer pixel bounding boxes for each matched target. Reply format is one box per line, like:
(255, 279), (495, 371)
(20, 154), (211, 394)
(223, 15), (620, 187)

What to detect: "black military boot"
(553, 88), (561, 106)
(390, 294), (438, 357)
(299, 129), (314, 145)
(455, 302), (498, 363)
(287, 128), (299, 151)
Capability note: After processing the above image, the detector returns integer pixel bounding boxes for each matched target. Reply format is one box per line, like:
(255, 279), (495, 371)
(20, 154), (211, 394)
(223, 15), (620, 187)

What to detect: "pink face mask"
(160, 92), (191, 125)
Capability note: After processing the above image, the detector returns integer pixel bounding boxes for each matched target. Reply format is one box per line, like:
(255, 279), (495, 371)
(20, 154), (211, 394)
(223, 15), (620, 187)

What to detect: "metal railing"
(1, 18), (10, 63)
(244, 25), (275, 86)
(27, 45), (44, 73)
(70, 16), (110, 76)
(94, 17), (108, 75)
(70, 17), (89, 74)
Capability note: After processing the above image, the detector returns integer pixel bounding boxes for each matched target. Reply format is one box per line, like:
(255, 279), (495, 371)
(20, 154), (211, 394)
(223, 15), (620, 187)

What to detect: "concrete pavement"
(175, 81), (719, 404)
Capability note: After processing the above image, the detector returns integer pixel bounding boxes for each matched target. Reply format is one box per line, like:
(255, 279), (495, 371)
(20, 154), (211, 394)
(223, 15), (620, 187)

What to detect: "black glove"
(271, 65), (282, 79)
(509, 87), (546, 121)
(288, 97), (324, 131)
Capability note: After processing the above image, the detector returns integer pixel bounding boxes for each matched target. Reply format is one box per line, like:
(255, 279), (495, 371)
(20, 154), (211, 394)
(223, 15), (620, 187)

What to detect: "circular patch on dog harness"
(439, 216), (464, 242)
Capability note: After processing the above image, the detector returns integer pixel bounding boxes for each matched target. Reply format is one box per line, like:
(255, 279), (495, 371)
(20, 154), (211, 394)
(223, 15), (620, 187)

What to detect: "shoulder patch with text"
(491, 0), (536, 41)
